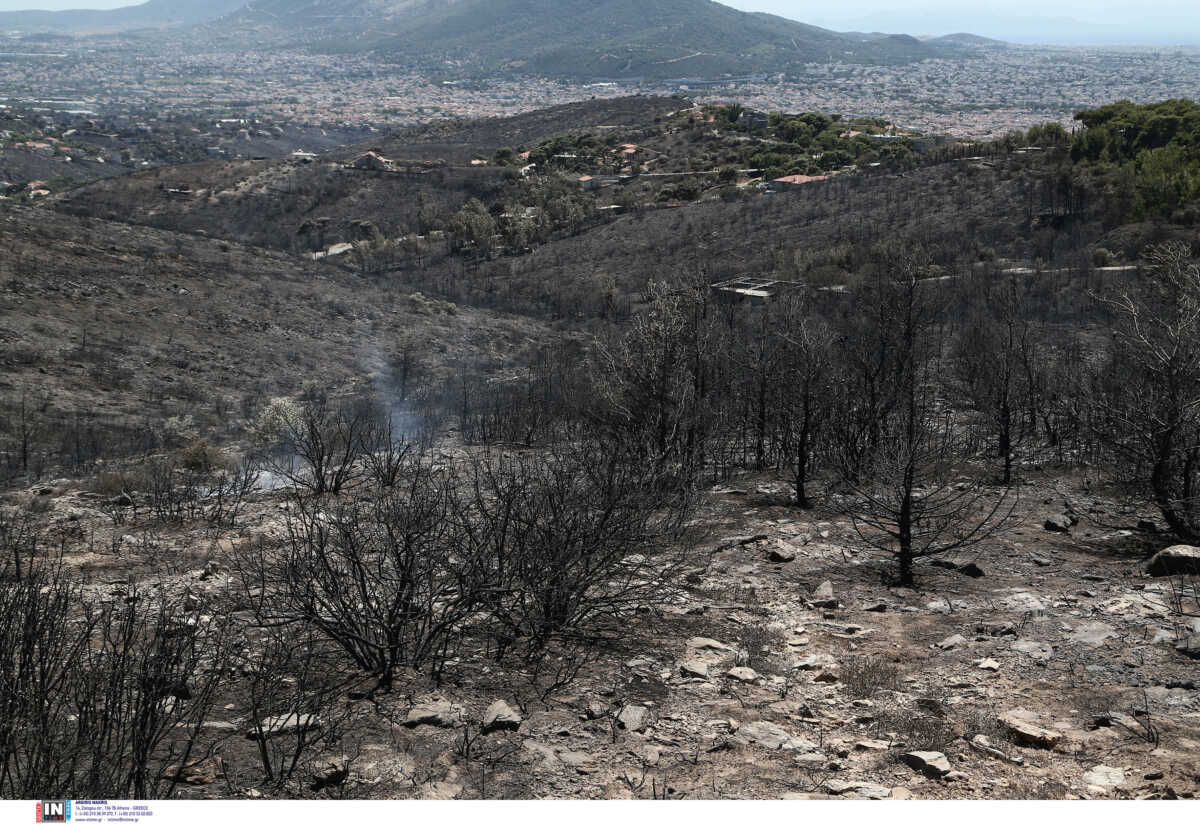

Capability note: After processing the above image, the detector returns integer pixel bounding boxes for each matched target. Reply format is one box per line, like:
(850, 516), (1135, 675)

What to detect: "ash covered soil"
(18, 467), (1200, 801)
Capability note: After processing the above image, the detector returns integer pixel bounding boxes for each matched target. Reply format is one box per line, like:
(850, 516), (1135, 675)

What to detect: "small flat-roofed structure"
(711, 276), (802, 305)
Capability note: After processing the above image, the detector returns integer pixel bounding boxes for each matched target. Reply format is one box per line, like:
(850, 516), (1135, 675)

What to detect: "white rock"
(1082, 765), (1125, 789)
(481, 700), (521, 733)
(902, 751), (952, 777)
(617, 704), (652, 732)
(726, 666), (760, 683)
(1011, 640), (1053, 661)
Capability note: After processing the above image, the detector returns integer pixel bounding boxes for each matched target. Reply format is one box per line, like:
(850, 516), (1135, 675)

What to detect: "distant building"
(737, 110), (770, 130)
(351, 151), (396, 172)
(768, 174), (829, 191)
(711, 276), (802, 305)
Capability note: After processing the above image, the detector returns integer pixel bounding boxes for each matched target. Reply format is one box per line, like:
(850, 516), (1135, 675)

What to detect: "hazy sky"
(0, 0), (1195, 44)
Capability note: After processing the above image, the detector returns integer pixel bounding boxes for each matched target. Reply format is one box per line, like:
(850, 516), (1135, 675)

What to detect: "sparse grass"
(840, 655), (902, 699)
(873, 706), (954, 754)
(1004, 779), (1069, 800)
(735, 624), (788, 675)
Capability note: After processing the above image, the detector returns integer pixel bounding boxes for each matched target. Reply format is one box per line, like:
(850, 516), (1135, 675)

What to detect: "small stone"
(999, 710), (1061, 749)
(680, 659), (710, 678)
(977, 658), (1000, 671)
(792, 654), (833, 670)
(1012, 640), (1053, 661)
(863, 601), (889, 612)
(936, 633), (967, 650)
(977, 621), (1016, 637)
(734, 720), (816, 752)
(687, 637), (735, 653)
(481, 700), (522, 734)
(890, 787), (913, 800)
(902, 750), (952, 778)
(855, 739), (891, 751)
(556, 750), (594, 774)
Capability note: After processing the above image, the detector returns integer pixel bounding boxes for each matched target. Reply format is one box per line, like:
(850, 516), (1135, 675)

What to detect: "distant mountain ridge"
(1, 0), (998, 81)
(0, 0), (245, 33)
(226, 0), (958, 79)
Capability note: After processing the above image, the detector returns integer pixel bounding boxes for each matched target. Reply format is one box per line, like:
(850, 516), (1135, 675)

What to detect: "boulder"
(1001, 591), (1047, 614)
(725, 666), (760, 683)
(1043, 514), (1074, 533)
(246, 713), (319, 740)
(686, 637), (738, 667)
(1011, 640), (1053, 661)
(936, 633), (967, 650)
(811, 580), (838, 608)
(309, 763), (349, 792)
(166, 756), (225, 785)
(826, 780), (891, 799)
(1175, 634), (1200, 659)
(688, 637), (735, 653)
(768, 542), (797, 563)
(733, 721), (818, 753)
(556, 750), (595, 774)
(481, 700), (522, 734)
(1082, 765), (1125, 790)
(999, 710), (1061, 749)
(616, 704), (652, 732)
(902, 751), (952, 778)
(1146, 545), (1200, 576)
(1069, 621), (1116, 647)
(403, 700), (460, 729)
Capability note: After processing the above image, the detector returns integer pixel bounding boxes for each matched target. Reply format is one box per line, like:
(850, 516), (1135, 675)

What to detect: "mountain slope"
(231, 0), (948, 78)
(0, 0), (246, 33)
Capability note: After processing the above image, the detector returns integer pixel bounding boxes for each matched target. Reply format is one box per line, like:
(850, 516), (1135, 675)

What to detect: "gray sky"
(0, 0), (1195, 44)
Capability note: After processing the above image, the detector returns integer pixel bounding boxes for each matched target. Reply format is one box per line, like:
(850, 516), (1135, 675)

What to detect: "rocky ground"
(12, 467), (1200, 800)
